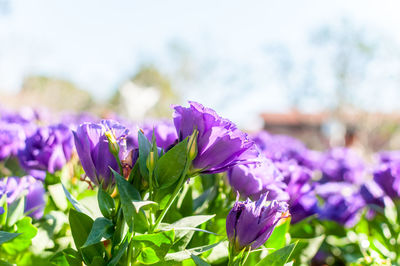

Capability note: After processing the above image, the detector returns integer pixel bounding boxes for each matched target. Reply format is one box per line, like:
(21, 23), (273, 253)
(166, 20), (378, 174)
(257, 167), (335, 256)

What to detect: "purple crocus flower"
(0, 176), (45, 219)
(318, 147), (365, 185)
(73, 120), (130, 191)
(316, 182), (365, 227)
(226, 193), (288, 251)
(18, 124), (74, 180)
(0, 122), (26, 161)
(228, 157), (288, 201)
(173, 101), (254, 174)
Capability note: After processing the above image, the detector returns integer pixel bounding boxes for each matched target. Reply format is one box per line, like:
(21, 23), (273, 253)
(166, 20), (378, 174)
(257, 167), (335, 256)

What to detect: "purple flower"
(18, 124), (74, 180)
(316, 182), (365, 227)
(228, 157), (288, 201)
(73, 120), (130, 191)
(143, 121), (178, 151)
(318, 147), (365, 185)
(360, 180), (386, 219)
(252, 132), (308, 164)
(0, 122), (26, 161)
(173, 101), (253, 174)
(373, 161), (400, 199)
(277, 161), (318, 223)
(0, 176), (45, 219)
(377, 151), (400, 163)
(226, 194), (288, 251)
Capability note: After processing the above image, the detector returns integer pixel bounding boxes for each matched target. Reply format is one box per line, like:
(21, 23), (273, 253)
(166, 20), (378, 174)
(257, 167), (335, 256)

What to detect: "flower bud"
(187, 129), (198, 161)
(105, 130), (120, 157)
(226, 193), (288, 251)
(146, 151), (156, 173)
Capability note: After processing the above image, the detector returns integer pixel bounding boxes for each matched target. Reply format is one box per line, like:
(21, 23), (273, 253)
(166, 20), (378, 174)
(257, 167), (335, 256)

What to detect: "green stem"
(228, 243), (235, 266)
(241, 247), (251, 266)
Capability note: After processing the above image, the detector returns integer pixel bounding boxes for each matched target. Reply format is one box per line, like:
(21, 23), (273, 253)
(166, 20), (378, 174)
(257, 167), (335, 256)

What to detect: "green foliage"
(98, 188), (116, 219)
(154, 138), (188, 189)
(255, 242), (298, 266)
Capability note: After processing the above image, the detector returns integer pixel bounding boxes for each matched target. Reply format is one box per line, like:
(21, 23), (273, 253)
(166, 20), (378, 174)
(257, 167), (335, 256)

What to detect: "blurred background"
(1, 0), (400, 152)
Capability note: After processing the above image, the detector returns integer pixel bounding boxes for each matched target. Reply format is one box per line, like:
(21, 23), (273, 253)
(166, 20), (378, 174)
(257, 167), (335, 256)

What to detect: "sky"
(1, 0), (400, 128)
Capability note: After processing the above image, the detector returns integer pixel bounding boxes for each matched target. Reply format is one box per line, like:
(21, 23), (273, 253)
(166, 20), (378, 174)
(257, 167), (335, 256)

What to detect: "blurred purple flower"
(316, 182), (365, 227)
(74, 120), (130, 191)
(277, 161), (318, 223)
(373, 161), (400, 199)
(226, 194), (288, 251)
(228, 157), (288, 201)
(0, 122), (26, 161)
(360, 180), (386, 219)
(173, 101), (254, 174)
(319, 147), (365, 185)
(251, 131), (319, 169)
(18, 124), (73, 180)
(377, 150), (400, 163)
(0, 176), (45, 219)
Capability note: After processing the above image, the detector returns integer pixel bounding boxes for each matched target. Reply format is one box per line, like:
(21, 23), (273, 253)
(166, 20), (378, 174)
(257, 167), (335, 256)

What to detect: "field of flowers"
(0, 101), (398, 265)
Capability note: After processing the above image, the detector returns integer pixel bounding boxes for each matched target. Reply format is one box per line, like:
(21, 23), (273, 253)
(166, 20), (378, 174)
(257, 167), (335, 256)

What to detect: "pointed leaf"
(112, 169), (141, 231)
(98, 188), (116, 219)
(62, 183), (92, 216)
(82, 218), (114, 248)
(0, 231), (20, 245)
(154, 139), (188, 189)
(165, 241), (222, 262)
(159, 215), (215, 239)
(191, 254), (210, 266)
(138, 130), (152, 179)
(255, 242), (298, 266)
(6, 196), (25, 227)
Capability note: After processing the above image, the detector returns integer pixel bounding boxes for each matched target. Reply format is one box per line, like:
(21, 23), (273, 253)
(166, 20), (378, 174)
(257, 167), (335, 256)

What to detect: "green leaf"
(49, 251), (70, 266)
(98, 188), (116, 219)
(265, 218), (290, 250)
(154, 138), (188, 189)
(289, 235), (325, 265)
(68, 209), (104, 264)
(132, 230), (175, 264)
(48, 183), (68, 211)
(107, 238), (129, 266)
(88, 256), (106, 266)
(113, 169), (143, 231)
(82, 217), (114, 248)
(0, 231), (20, 245)
(6, 196), (25, 227)
(160, 215), (215, 239)
(69, 209), (93, 248)
(62, 248), (82, 266)
(255, 242), (298, 266)
(179, 186), (193, 217)
(62, 183), (92, 216)
(2, 217), (37, 254)
(165, 241), (222, 262)
(138, 130), (152, 179)
(191, 254), (210, 266)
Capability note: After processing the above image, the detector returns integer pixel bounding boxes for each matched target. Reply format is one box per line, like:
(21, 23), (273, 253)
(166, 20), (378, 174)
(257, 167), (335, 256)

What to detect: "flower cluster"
(2, 102), (400, 265)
